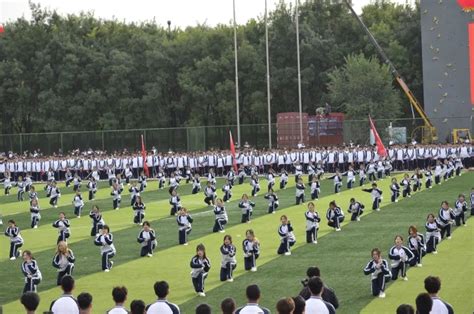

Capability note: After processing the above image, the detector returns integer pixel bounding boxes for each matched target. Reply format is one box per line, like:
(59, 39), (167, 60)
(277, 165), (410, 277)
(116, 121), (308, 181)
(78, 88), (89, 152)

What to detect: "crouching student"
(220, 235), (237, 282)
(277, 215), (296, 256)
(388, 235), (415, 281)
(305, 202), (320, 244)
(363, 248), (391, 298)
(137, 221), (157, 257)
(190, 244), (211, 297)
(243, 229), (260, 272)
(407, 226), (426, 267)
(348, 198), (364, 222)
(326, 201), (344, 231)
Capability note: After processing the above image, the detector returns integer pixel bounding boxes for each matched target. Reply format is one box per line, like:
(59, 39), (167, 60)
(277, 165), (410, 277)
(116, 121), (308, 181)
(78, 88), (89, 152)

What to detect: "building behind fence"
(0, 116), (471, 155)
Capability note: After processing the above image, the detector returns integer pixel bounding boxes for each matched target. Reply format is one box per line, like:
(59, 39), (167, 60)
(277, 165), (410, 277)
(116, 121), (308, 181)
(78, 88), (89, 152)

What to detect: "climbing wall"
(420, 0), (474, 142)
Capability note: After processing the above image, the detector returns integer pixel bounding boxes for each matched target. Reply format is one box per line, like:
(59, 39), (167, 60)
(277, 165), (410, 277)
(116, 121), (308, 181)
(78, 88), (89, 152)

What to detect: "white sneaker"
(147, 253), (153, 257)
(104, 269), (110, 272)
(284, 251), (292, 256)
(335, 228), (341, 231)
(312, 240), (318, 244)
(9, 257), (16, 260)
(403, 276), (408, 281)
(433, 250), (438, 254)
(219, 230), (225, 233)
(226, 278), (234, 282)
(376, 208), (380, 212)
(183, 243), (189, 246)
(77, 216), (81, 218)
(379, 292), (386, 298)
(463, 224), (467, 227)
(429, 186), (432, 189)
(417, 264), (422, 267)
(198, 292), (206, 297)
(272, 211), (276, 214)
(33, 225), (38, 229)
(408, 195), (411, 198)
(54, 205), (58, 208)
(395, 199), (399, 202)
(356, 217), (361, 221)
(447, 236), (452, 240)
(251, 267), (257, 272)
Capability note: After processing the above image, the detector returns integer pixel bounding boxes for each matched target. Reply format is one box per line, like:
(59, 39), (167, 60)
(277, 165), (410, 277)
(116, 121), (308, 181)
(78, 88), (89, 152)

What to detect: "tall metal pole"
(295, 0), (304, 145)
(265, 0), (272, 149)
(233, 0), (241, 146)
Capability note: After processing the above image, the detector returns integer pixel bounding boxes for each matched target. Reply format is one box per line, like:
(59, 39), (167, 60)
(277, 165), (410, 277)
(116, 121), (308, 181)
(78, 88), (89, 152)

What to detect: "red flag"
(369, 116), (387, 157)
(0, 25), (4, 34)
(229, 131), (238, 172)
(141, 135), (150, 177)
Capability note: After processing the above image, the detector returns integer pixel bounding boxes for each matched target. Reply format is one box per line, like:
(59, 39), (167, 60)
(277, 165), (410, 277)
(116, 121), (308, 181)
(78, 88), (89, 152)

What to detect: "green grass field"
(1, 172), (472, 313)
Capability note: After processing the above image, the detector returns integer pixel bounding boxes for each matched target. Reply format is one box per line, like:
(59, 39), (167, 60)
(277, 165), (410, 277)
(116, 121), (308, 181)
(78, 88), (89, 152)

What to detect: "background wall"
(420, 0), (474, 142)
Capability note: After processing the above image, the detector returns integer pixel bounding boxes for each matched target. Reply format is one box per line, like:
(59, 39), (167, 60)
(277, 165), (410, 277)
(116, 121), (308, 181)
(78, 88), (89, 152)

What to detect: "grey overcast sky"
(0, 0), (414, 27)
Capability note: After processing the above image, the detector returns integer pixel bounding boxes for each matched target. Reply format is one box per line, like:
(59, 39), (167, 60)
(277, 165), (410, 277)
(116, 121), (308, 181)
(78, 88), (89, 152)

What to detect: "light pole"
(167, 20), (171, 40)
(265, 0), (272, 149)
(295, 0), (303, 145)
(233, 0), (241, 147)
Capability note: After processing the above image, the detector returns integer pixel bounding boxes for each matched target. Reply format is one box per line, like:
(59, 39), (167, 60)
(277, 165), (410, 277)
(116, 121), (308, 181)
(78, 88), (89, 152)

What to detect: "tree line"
(0, 0), (422, 135)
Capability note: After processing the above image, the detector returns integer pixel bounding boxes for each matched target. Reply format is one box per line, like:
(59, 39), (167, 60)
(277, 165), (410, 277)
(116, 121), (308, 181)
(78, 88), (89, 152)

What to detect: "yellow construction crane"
(344, 0), (438, 143)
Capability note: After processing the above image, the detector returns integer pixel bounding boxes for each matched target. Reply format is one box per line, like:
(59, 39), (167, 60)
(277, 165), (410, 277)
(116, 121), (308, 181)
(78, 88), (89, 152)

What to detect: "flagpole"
(265, 0), (272, 149)
(233, 0), (241, 147)
(295, 0), (303, 145)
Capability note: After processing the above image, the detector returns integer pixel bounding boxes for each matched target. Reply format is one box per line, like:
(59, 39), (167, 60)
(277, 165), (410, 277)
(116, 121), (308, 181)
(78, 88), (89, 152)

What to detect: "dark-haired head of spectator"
(396, 304), (414, 314)
(154, 281), (170, 299)
(112, 286), (128, 306)
(276, 297), (295, 314)
(308, 277), (324, 296)
(246, 284), (262, 303)
(415, 293), (433, 314)
(292, 296), (305, 314)
(61, 275), (75, 294)
(221, 297), (236, 314)
(196, 303), (212, 314)
(130, 299), (146, 314)
(77, 292), (93, 314)
(20, 292), (40, 313)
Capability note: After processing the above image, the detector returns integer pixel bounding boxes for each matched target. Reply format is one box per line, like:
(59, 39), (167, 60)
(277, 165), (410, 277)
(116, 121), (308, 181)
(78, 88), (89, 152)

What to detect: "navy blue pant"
(220, 263), (236, 281)
(277, 238), (295, 254)
(296, 194), (305, 205)
(102, 251), (115, 270)
(57, 231), (70, 244)
(9, 242), (22, 258)
(179, 227), (191, 244)
(56, 264), (74, 285)
(371, 273), (388, 296)
(268, 203), (278, 214)
(241, 211), (251, 223)
(192, 273), (208, 293)
(244, 254), (259, 270)
(306, 227), (318, 243)
(23, 277), (41, 293)
(140, 241), (156, 256)
(213, 218), (227, 232)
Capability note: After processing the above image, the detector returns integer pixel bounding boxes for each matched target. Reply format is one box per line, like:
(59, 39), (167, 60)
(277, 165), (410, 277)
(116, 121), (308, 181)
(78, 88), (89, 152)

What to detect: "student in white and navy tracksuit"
(453, 194), (468, 226)
(5, 220), (23, 260)
(362, 183), (383, 211)
(204, 182), (217, 206)
(155, 170), (165, 190)
(128, 182), (140, 206)
(348, 198), (364, 221)
(132, 196), (146, 225)
(295, 178), (306, 205)
(17, 177), (25, 201)
(384, 159), (392, 177)
(138, 171), (147, 192)
(407, 226), (426, 267)
(388, 235), (415, 281)
(363, 248), (391, 298)
(87, 178), (97, 201)
(52, 241), (75, 285)
(111, 184), (121, 210)
(3, 173), (12, 195)
(454, 157), (463, 176)
(366, 162), (376, 182)
(305, 202), (320, 243)
(177, 208), (193, 245)
(310, 177), (321, 200)
(294, 162), (303, 182)
(424, 166), (433, 189)
(52, 213), (71, 244)
(343, 167), (356, 189)
(190, 244), (211, 296)
(470, 188), (474, 216)
(28, 186), (38, 205)
(227, 169), (235, 186)
(213, 199), (228, 233)
(411, 169), (422, 192)
(21, 250), (42, 293)
(65, 170), (73, 187)
(238, 166), (246, 185)
(168, 173), (180, 195)
(72, 190), (84, 217)
(239, 194), (255, 223)
(49, 182), (61, 207)
(425, 213), (441, 254)
(436, 201), (455, 239)
(89, 205), (105, 236)
(329, 171), (342, 194)
(326, 201), (344, 231)
(390, 178), (400, 203)
(434, 161), (443, 185)
(264, 188), (279, 214)
(400, 174), (411, 198)
(125, 166), (133, 185)
(220, 235), (237, 282)
(94, 225), (116, 272)
(250, 175), (260, 197)
(30, 199), (41, 228)
(72, 175), (82, 192)
(359, 168), (367, 186)
(192, 174), (201, 194)
(107, 168), (115, 186)
(267, 171), (276, 192)
(243, 229), (260, 271)
(277, 215), (296, 255)
(376, 161), (384, 180)
(169, 190), (181, 216)
(222, 182), (232, 202)
(280, 170), (288, 189)
(138, 221), (157, 257)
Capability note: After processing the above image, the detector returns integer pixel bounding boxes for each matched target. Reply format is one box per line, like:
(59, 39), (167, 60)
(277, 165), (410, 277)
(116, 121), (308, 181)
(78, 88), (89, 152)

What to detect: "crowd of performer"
(1, 143), (472, 313)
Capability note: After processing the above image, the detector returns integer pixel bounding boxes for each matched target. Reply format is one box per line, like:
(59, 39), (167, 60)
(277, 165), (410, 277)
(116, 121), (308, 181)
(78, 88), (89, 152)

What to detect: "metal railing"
(0, 117), (471, 154)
